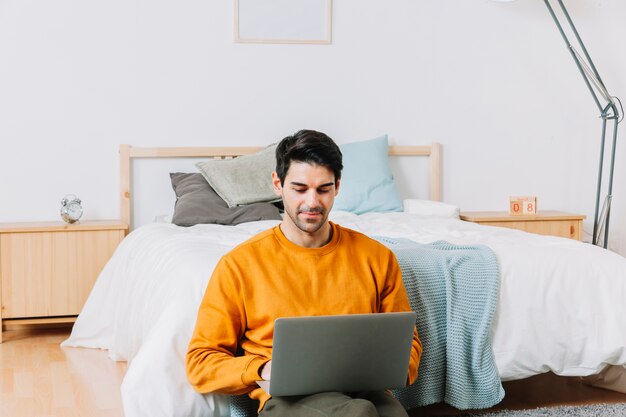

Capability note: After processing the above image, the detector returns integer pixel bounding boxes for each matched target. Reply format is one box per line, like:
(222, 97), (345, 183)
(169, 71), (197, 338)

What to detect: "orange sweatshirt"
(186, 222), (422, 410)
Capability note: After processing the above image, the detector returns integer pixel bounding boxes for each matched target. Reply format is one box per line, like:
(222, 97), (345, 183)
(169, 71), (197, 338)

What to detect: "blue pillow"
(333, 135), (403, 214)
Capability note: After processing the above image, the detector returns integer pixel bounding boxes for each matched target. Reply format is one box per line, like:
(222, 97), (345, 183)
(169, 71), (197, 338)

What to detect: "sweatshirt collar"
(273, 221), (341, 255)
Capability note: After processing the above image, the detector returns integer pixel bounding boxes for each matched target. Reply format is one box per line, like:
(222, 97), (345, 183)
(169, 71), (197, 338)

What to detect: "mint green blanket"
(377, 238), (505, 410)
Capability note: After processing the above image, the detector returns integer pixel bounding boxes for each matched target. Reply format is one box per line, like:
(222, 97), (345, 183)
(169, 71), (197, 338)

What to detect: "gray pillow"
(195, 144), (280, 208)
(170, 173), (282, 226)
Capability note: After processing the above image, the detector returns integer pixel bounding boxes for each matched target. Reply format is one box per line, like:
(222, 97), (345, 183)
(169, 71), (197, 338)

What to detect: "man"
(186, 129), (422, 417)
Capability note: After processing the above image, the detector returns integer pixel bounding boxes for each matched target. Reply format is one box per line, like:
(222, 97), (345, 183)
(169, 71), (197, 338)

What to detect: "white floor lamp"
(494, 0), (622, 248)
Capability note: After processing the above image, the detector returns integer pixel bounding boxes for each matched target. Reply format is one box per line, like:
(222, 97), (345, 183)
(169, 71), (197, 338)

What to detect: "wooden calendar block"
(509, 196), (537, 215)
(523, 198), (536, 214)
(510, 199), (523, 215)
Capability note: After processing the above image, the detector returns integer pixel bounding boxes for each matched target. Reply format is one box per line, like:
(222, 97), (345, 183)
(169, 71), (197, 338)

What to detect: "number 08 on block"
(509, 196), (537, 215)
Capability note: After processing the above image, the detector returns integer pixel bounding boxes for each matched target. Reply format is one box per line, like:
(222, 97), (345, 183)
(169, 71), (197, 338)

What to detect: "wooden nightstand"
(0, 220), (128, 342)
(459, 211), (586, 241)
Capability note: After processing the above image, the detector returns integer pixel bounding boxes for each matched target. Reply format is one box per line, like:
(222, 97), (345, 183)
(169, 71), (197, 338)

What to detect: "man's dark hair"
(275, 129), (343, 185)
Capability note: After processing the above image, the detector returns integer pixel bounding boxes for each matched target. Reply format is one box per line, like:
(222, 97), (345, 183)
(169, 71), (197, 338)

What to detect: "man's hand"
(260, 359), (272, 380)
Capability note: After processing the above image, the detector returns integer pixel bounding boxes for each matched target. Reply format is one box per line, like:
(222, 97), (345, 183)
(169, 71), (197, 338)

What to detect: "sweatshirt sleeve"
(186, 258), (268, 395)
(380, 251), (423, 385)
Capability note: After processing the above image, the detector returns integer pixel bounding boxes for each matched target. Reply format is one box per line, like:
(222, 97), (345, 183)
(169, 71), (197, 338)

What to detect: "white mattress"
(62, 209), (626, 417)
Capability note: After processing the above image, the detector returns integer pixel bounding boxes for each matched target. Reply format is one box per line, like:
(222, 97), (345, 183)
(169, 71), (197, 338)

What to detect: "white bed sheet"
(62, 211), (626, 417)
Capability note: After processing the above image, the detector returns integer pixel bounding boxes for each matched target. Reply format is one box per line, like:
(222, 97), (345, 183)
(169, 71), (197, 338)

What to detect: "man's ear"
(271, 172), (282, 196)
(334, 178), (341, 196)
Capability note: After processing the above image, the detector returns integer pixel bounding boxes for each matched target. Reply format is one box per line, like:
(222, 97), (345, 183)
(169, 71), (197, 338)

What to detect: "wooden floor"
(1, 326), (126, 417)
(2, 326), (625, 417)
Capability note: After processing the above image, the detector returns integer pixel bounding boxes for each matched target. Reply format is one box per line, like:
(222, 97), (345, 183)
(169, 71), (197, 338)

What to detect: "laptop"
(256, 311), (417, 396)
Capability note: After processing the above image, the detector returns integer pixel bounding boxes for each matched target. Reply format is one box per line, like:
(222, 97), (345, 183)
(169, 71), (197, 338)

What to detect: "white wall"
(1, 0), (624, 254)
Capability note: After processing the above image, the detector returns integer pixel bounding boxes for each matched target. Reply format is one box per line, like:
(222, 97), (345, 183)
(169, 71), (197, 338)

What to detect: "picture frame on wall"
(234, 0), (332, 45)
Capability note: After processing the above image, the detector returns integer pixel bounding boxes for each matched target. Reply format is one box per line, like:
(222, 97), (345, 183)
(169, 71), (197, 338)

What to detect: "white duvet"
(62, 209), (626, 417)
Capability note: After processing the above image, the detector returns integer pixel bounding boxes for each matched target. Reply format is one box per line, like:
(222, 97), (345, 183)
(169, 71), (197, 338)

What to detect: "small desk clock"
(61, 194), (83, 223)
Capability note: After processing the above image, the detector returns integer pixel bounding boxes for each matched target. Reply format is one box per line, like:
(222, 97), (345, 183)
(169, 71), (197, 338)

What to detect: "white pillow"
(403, 199), (460, 218)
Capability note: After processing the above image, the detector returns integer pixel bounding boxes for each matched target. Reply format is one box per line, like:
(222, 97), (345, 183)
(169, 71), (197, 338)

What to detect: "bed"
(62, 137), (626, 417)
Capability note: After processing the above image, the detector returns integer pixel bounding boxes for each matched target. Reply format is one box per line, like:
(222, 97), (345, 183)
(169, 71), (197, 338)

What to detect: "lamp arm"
(543, 0), (613, 114)
(555, 0), (607, 89)
(559, 0), (611, 94)
(603, 111), (619, 248)
(542, 0), (621, 248)
(593, 114), (619, 247)
(571, 47), (615, 108)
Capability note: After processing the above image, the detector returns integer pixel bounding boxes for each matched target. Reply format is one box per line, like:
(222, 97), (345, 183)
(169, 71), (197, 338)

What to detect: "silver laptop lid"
(263, 311), (417, 397)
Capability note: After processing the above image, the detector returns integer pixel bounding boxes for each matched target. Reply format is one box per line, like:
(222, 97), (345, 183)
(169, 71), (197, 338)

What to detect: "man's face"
(272, 161), (340, 237)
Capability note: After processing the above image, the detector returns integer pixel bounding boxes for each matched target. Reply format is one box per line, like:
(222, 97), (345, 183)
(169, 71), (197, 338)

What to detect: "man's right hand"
(260, 359), (272, 380)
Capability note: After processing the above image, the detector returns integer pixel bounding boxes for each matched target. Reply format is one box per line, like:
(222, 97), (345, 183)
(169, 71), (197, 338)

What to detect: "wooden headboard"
(119, 143), (441, 228)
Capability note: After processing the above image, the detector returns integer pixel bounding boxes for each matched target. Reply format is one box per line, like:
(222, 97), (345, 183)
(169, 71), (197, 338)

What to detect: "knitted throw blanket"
(378, 238), (505, 410)
(229, 239), (504, 416)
